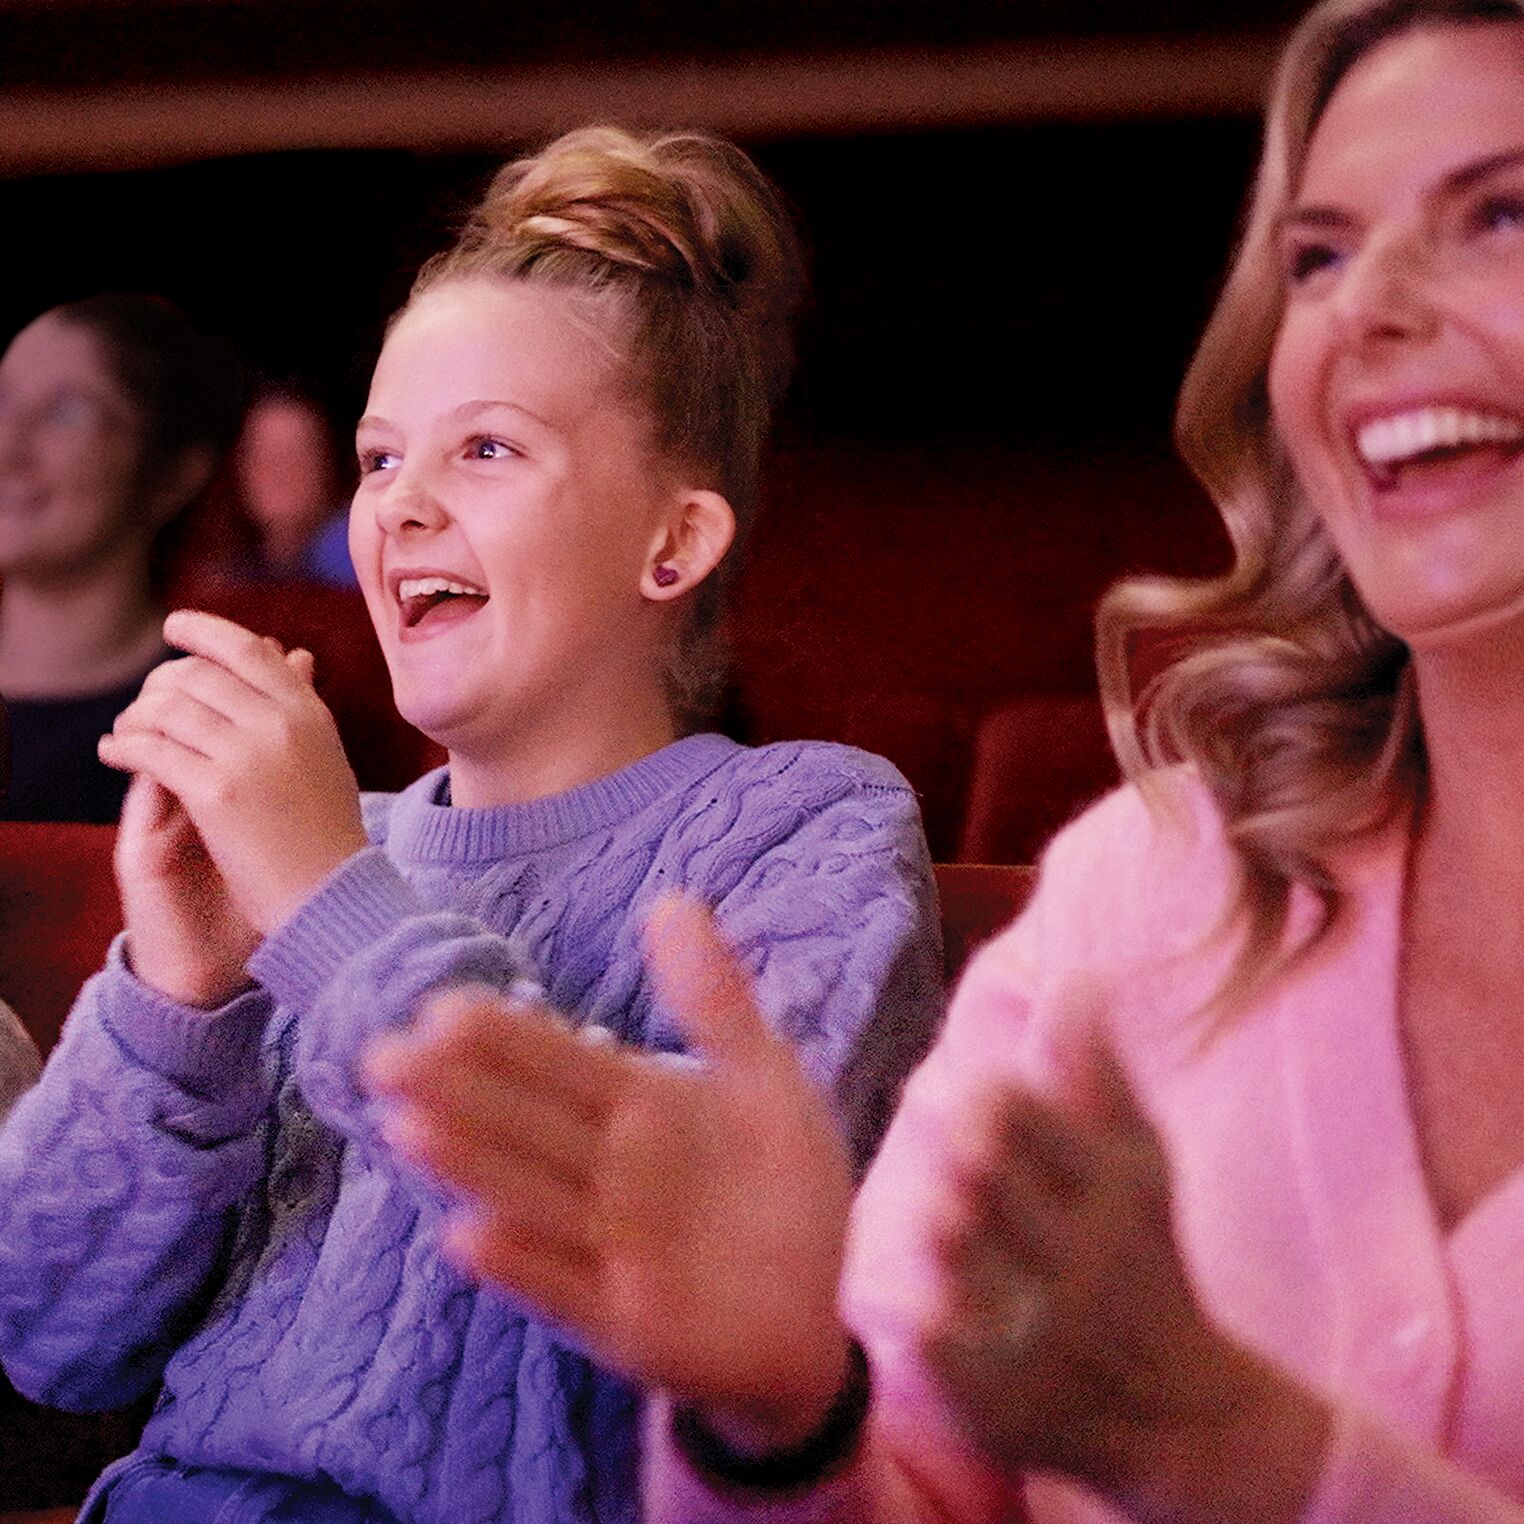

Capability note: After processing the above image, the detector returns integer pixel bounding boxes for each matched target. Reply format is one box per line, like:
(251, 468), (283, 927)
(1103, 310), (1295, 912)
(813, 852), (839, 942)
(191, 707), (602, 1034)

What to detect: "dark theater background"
(0, 0), (1305, 864)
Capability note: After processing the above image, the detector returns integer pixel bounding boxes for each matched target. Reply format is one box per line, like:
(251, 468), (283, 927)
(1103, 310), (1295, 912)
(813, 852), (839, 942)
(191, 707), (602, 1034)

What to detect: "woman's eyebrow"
(1443, 144), (1524, 196)
(1275, 204), (1355, 239)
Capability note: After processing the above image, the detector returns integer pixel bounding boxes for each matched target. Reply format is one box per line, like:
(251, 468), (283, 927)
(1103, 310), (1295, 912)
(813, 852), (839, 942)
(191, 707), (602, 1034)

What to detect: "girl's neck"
(445, 682), (681, 810)
(0, 558), (165, 699)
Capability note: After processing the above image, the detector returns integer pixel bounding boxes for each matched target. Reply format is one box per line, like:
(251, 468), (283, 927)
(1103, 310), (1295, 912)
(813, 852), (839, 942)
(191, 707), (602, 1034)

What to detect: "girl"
(0, 128), (942, 1524)
(372, 6), (1524, 1521)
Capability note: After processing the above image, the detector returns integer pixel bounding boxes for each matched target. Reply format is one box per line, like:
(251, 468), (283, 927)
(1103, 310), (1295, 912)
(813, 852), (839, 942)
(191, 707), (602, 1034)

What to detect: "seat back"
(933, 861), (1035, 983)
(0, 822), (120, 1057)
(957, 695), (1117, 866)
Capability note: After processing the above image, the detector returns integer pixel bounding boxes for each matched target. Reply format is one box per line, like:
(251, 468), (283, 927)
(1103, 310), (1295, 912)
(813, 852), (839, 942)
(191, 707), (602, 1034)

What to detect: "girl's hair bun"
(411, 125), (807, 725)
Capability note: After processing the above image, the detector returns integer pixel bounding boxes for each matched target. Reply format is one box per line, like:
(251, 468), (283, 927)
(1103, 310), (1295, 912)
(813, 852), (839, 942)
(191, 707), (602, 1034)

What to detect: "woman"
(0, 294), (243, 822)
(227, 379), (358, 587)
(0, 129), (942, 1523)
(368, 4), (1524, 1520)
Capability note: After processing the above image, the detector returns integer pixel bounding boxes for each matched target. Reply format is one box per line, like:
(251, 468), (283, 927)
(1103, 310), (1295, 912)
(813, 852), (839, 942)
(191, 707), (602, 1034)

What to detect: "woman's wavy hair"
(408, 126), (805, 729)
(1096, 0), (1524, 1016)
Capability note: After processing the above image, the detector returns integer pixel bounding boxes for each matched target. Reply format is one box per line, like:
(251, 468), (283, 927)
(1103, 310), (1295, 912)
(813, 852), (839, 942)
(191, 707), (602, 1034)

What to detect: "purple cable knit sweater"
(0, 734), (943, 1524)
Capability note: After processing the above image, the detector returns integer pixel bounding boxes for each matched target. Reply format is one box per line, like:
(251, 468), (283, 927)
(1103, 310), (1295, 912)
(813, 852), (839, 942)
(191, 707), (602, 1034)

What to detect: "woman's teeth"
(1355, 406), (1524, 469)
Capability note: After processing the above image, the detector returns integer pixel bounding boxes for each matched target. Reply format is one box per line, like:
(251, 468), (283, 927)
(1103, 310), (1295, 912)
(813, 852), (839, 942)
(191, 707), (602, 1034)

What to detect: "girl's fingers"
(114, 684), (238, 762)
(642, 896), (779, 1073)
(163, 608), (304, 701)
(97, 729), (214, 798)
(137, 652), (281, 730)
(943, 1084), (1092, 1202)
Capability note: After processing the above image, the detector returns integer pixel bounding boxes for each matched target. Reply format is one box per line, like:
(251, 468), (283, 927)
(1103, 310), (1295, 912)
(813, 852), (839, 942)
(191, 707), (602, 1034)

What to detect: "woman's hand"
(363, 896), (856, 1452)
(98, 609), (369, 936)
(114, 772), (260, 1007)
(921, 1035), (1330, 1524)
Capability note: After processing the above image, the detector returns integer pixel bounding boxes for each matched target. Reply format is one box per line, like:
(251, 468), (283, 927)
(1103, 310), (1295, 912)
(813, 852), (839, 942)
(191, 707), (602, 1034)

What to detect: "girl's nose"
(374, 473), (449, 537)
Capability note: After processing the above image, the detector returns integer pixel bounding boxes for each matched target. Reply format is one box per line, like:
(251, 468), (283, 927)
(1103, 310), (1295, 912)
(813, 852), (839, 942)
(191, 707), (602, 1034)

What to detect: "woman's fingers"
(642, 896), (780, 1073)
(442, 1214), (604, 1332)
(370, 986), (624, 1121)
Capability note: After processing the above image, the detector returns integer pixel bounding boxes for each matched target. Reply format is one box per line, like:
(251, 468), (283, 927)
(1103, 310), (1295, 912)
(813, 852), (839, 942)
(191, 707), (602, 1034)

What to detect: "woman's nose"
(1331, 230), (1441, 349)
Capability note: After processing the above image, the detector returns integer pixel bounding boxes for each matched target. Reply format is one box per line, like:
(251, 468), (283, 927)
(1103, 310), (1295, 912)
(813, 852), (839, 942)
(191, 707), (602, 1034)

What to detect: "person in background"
(0, 126), (943, 1524)
(228, 379), (357, 588)
(0, 294), (243, 823)
(367, 2), (1524, 1520)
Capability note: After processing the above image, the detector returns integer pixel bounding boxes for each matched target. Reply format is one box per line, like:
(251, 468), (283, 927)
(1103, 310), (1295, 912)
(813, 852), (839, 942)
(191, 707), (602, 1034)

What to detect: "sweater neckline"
(385, 732), (741, 862)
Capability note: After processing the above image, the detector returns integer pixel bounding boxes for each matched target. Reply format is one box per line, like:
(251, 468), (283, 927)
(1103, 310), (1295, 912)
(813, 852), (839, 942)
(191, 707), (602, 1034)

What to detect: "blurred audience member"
(0, 294), (243, 823)
(228, 380), (356, 587)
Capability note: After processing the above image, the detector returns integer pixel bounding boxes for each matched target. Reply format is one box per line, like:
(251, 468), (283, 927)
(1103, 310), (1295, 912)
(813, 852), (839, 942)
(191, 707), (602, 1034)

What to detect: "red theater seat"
(957, 694), (1118, 866)
(934, 861), (1035, 981)
(0, 822), (119, 1058)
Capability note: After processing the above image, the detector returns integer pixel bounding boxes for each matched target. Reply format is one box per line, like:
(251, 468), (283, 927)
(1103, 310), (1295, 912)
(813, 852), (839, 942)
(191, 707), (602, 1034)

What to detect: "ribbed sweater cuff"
(101, 934), (271, 1091)
(250, 847), (425, 1014)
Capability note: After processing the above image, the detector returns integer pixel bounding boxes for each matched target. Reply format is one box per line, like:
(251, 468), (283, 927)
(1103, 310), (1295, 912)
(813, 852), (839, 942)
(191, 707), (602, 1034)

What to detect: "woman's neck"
(0, 560), (165, 699)
(1411, 624), (1524, 905)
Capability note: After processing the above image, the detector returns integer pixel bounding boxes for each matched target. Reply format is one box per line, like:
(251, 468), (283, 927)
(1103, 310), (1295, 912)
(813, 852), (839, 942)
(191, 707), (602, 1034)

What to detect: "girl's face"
(1268, 22), (1524, 650)
(0, 313), (150, 585)
(352, 278), (677, 761)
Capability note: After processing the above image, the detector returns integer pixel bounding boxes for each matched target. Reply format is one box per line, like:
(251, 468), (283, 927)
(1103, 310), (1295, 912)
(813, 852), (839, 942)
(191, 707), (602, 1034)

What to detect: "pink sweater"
(650, 778), (1524, 1523)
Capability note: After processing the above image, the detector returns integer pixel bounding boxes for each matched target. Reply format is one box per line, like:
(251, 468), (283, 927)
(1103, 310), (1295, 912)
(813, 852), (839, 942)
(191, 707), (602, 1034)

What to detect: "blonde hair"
(1097, 0), (1523, 1014)
(409, 126), (804, 726)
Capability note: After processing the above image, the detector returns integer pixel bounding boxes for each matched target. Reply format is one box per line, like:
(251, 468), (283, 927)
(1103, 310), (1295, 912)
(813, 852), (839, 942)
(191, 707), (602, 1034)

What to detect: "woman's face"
(352, 277), (676, 758)
(237, 397), (337, 546)
(0, 313), (150, 584)
(1268, 22), (1524, 649)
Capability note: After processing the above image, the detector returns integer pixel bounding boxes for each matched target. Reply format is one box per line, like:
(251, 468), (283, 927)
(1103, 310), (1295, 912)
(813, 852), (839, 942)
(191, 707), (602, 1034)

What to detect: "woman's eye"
(1283, 240), (1343, 287)
(1475, 194), (1524, 236)
(359, 448), (400, 475)
(42, 394), (94, 428)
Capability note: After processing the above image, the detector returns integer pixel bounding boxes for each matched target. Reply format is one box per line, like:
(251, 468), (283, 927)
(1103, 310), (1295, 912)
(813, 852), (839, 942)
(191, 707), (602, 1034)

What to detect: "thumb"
(119, 771), (176, 836)
(642, 894), (780, 1073)
(1063, 1016), (1156, 1144)
(285, 647), (317, 684)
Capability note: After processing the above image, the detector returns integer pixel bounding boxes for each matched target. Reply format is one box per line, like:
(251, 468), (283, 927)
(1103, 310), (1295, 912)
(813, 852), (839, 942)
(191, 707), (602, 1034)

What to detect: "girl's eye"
(359, 448), (400, 475)
(467, 436), (518, 461)
(1283, 239), (1344, 287)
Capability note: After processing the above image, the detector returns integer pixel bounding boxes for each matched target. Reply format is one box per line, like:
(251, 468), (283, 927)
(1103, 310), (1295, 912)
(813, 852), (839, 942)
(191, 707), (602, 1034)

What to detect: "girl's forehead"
(369, 281), (625, 427)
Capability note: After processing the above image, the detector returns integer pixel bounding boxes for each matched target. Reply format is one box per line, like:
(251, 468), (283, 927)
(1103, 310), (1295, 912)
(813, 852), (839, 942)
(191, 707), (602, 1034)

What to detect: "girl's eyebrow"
(354, 400), (558, 436)
(1278, 145), (1524, 239)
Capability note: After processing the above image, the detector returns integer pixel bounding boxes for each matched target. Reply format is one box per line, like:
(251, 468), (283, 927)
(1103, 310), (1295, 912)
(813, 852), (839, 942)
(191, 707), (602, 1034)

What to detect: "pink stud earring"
(653, 565), (680, 588)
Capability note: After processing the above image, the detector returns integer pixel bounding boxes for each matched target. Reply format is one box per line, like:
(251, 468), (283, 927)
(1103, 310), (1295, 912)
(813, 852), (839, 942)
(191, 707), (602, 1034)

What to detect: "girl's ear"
(640, 489), (736, 601)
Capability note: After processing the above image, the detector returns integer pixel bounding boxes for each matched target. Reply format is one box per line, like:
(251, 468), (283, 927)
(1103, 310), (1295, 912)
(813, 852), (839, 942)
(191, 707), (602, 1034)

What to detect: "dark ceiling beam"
(0, 34), (1277, 176)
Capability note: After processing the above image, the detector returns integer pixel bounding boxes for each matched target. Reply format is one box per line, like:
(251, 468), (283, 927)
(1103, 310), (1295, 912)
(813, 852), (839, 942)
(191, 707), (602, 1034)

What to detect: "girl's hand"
(98, 609), (369, 935)
(363, 896), (856, 1452)
(921, 1035), (1330, 1524)
(114, 772), (260, 1007)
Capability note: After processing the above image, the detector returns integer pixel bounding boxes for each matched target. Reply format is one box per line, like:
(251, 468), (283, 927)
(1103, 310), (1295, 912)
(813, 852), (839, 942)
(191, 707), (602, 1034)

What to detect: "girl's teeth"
(396, 575), (486, 601)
